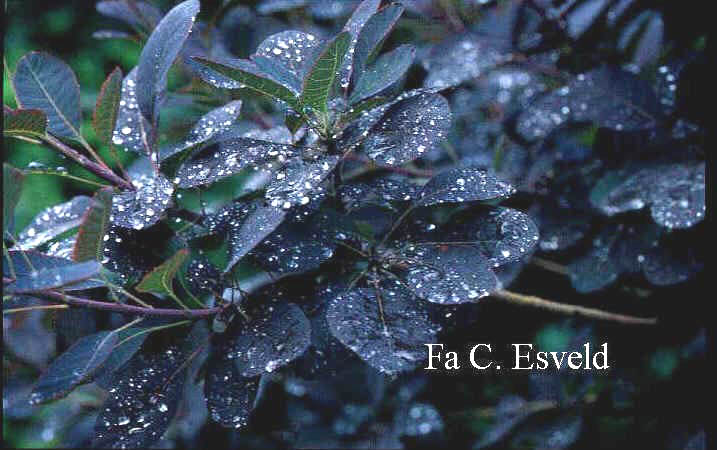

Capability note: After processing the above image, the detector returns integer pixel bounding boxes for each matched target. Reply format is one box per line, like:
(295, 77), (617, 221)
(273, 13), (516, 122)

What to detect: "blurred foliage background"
(2, 1), (708, 448)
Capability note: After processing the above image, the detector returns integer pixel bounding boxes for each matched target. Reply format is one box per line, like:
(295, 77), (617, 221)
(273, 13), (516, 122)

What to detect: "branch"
(42, 135), (134, 190)
(492, 289), (658, 325)
(36, 290), (223, 318)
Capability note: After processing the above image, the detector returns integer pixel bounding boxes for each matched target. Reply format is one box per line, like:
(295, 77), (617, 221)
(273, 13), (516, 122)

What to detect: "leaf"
(91, 326), (150, 389)
(100, 225), (165, 285)
(222, 201), (288, 272)
(93, 67), (123, 147)
(361, 92), (451, 166)
(336, 0), (382, 93)
(29, 331), (118, 404)
(14, 196), (92, 250)
(111, 68), (152, 155)
(110, 172), (174, 230)
(257, 0), (308, 15)
(300, 32), (351, 114)
(174, 137), (299, 188)
(349, 44), (415, 105)
(73, 187), (113, 262)
(395, 403), (444, 437)
(568, 234), (620, 293)
(205, 340), (259, 428)
(339, 178), (419, 210)
(252, 211), (341, 276)
(135, 249), (189, 299)
(402, 246), (498, 304)
(422, 33), (510, 89)
(12, 52), (82, 140)
(159, 100), (242, 162)
(352, 2), (405, 86)
(192, 56), (301, 111)
(253, 30), (324, 90)
(592, 162), (705, 229)
(228, 302), (311, 377)
(3, 107), (47, 139)
(418, 167), (515, 206)
(92, 342), (189, 448)
(265, 155), (339, 210)
(135, 0), (200, 123)
(3, 163), (25, 234)
(4, 251), (102, 294)
(96, 0), (161, 33)
(515, 67), (662, 141)
(326, 282), (439, 374)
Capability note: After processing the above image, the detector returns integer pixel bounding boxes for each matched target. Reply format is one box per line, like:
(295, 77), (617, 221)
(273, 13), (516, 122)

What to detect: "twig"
(3, 304), (69, 314)
(492, 289), (657, 325)
(530, 257), (569, 276)
(342, 153), (434, 180)
(35, 290), (223, 318)
(42, 135), (134, 190)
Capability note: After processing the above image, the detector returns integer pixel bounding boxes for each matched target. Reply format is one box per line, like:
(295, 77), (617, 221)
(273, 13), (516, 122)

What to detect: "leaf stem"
(34, 290), (224, 318)
(530, 256), (569, 276)
(42, 134), (134, 190)
(492, 289), (657, 325)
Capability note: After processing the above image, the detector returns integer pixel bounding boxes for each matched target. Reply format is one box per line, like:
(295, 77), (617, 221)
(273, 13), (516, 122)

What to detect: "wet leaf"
(29, 331), (118, 404)
(336, 0), (381, 93)
(92, 326), (150, 389)
(205, 341), (259, 428)
(174, 137), (299, 188)
(361, 92), (451, 166)
(568, 236), (620, 293)
(3, 163), (25, 234)
(254, 30), (324, 90)
(92, 343), (188, 448)
(192, 56), (301, 109)
(111, 172), (174, 230)
(93, 67), (124, 147)
(349, 44), (415, 105)
(301, 32), (351, 114)
(228, 302), (311, 377)
(135, 0), (199, 123)
(3, 107), (47, 139)
(326, 282), (439, 374)
(418, 167), (515, 206)
(422, 33), (510, 89)
(257, 0), (308, 15)
(13, 52), (82, 140)
(216, 201), (288, 272)
(402, 245), (498, 304)
(351, 2), (404, 86)
(516, 67), (662, 140)
(135, 249), (189, 298)
(4, 250), (103, 293)
(15, 196), (92, 250)
(111, 68), (151, 155)
(73, 187), (113, 262)
(160, 100), (242, 162)
(252, 211), (340, 276)
(265, 156), (339, 210)
(339, 178), (419, 210)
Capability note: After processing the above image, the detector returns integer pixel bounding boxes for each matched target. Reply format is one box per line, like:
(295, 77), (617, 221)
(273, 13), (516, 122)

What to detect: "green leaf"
(352, 3), (405, 85)
(349, 44), (415, 105)
(3, 163), (25, 235)
(29, 330), (119, 404)
(73, 187), (113, 262)
(3, 107), (47, 139)
(4, 251), (102, 294)
(136, 0), (199, 123)
(191, 56), (301, 110)
(340, 96), (388, 126)
(93, 67), (123, 147)
(135, 248), (189, 298)
(285, 110), (304, 135)
(300, 31), (351, 115)
(12, 52), (82, 140)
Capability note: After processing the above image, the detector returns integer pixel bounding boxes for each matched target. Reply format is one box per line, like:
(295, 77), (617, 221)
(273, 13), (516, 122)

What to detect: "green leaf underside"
(301, 31), (351, 114)
(192, 56), (301, 110)
(352, 3), (405, 85)
(73, 187), (113, 262)
(93, 67), (123, 147)
(3, 107), (47, 138)
(12, 52), (82, 140)
(136, 248), (190, 297)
